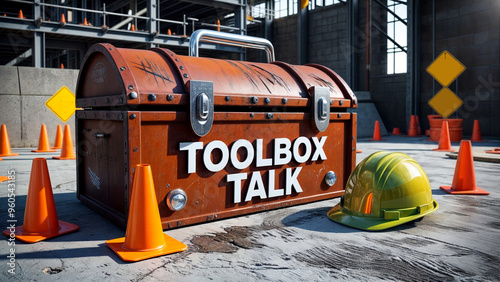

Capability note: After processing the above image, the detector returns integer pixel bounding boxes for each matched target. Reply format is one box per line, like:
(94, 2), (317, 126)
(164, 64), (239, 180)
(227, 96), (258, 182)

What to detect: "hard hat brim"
(327, 200), (439, 231)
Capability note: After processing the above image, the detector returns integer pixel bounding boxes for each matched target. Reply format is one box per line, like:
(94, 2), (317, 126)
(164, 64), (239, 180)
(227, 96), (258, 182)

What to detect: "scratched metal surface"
(0, 136), (499, 281)
(76, 43), (356, 108)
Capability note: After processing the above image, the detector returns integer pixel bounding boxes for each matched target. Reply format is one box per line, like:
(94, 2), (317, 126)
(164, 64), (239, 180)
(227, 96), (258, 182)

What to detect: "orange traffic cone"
(32, 124), (57, 153)
(130, 24), (136, 31)
(167, 29), (172, 35)
(407, 115), (418, 137)
(392, 127), (401, 135)
(51, 125), (63, 149)
(82, 18), (88, 25)
(18, 10), (25, 19)
(53, 124), (76, 160)
(0, 124), (18, 157)
(415, 116), (422, 135)
(440, 141), (489, 195)
(2, 158), (79, 242)
(471, 119), (484, 142)
(59, 13), (66, 27)
(60, 63), (64, 69)
(369, 121), (385, 141)
(0, 158), (7, 182)
(216, 19), (221, 31)
(433, 121), (455, 151)
(485, 148), (500, 154)
(106, 164), (187, 262)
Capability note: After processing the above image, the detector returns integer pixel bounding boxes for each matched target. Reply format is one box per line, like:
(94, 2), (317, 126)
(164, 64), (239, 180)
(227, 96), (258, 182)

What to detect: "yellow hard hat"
(328, 151), (438, 231)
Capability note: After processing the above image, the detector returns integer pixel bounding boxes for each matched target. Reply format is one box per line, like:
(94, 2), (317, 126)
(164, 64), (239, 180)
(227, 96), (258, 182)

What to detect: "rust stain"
(133, 56), (173, 86)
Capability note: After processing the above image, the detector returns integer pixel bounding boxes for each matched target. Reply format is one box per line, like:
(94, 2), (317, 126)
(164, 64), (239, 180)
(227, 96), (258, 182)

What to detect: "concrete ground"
(1, 136), (499, 281)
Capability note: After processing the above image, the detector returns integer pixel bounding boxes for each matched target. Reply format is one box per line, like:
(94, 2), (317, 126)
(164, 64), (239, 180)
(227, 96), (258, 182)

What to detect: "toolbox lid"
(76, 43), (356, 109)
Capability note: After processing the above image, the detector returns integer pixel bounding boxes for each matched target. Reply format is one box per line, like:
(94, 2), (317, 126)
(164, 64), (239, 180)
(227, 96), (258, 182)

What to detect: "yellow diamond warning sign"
(46, 86), (76, 122)
(428, 87), (463, 118)
(426, 50), (466, 87)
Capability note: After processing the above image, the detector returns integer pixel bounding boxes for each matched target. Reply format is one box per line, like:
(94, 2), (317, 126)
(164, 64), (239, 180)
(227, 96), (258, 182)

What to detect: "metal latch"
(197, 93), (210, 120)
(310, 86), (330, 132)
(189, 81), (214, 136)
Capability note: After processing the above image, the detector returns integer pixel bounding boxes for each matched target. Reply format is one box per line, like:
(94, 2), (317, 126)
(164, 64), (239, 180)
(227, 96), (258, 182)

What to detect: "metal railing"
(5, 0), (243, 36)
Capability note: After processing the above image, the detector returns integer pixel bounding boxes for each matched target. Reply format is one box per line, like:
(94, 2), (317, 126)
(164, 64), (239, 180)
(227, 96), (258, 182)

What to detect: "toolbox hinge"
(189, 81), (214, 137)
(310, 86), (330, 132)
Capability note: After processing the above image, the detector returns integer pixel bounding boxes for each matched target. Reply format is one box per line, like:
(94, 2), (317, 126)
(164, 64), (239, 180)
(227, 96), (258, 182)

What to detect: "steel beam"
(347, 0), (358, 90)
(6, 48), (32, 66)
(406, 0), (420, 123)
(111, 8), (147, 30)
(148, 0), (158, 48)
(180, 0), (245, 10)
(33, 0), (45, 67)
(0, 18), (242, 53)
(297, 1), (308, 65)
(234, 0), (247, 60)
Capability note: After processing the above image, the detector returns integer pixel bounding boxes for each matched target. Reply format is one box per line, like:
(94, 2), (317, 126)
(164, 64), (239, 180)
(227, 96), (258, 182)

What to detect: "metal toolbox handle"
(189, 29), (275, 62)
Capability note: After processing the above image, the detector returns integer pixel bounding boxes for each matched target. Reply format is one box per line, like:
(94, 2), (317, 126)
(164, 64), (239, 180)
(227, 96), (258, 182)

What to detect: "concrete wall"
(308, 4), (348, 79)
(0, 66), (79, 147)
(419, 0), (500, 137)
(274, 15), (298, 64)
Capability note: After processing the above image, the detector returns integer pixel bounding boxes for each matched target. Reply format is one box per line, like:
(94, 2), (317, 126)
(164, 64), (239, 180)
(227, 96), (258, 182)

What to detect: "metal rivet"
(352, 136), (355, 140)
(128, 85), (134, 90)
(282, 98), (288, 104)
(133, 147), (138, 152)
(148, 93), (156, 101)
(177, 221), (182, 227)
(339, 100), (344, 106)
(109, 47), (113, 50)
(266, 113), (274, 119)
(195, 201), (199, 205)
(119, 113), (124, 119)
(119, 97), (124, 103)
(251, 97), (259, 104)
(120, 67), (126, 71)
(207, 216), (211, 221)
(250, 113), (254, 118)
(330, 99), (334, 105)
(225, 96), (230, 101)
(264, 97), (271, 104)
(129, 92), (138, 99)
(106, 97), (110, 103)
(353, 99), (357, 105)
(183, 73), (189, 78)
(167, 94), (174, 101)
(179, 66), (184, 70)
(175, 58), (179, 62)
(167, 223), (171, 229)
(324, 171), (337, 187)
(129, 114), (136, 119)
(337, 113), (341, 118)
(214, 214), (217, 219)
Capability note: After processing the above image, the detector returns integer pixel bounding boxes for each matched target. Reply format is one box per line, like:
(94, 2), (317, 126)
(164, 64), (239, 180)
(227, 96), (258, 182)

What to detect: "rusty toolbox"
(76, 30), (358, 229)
